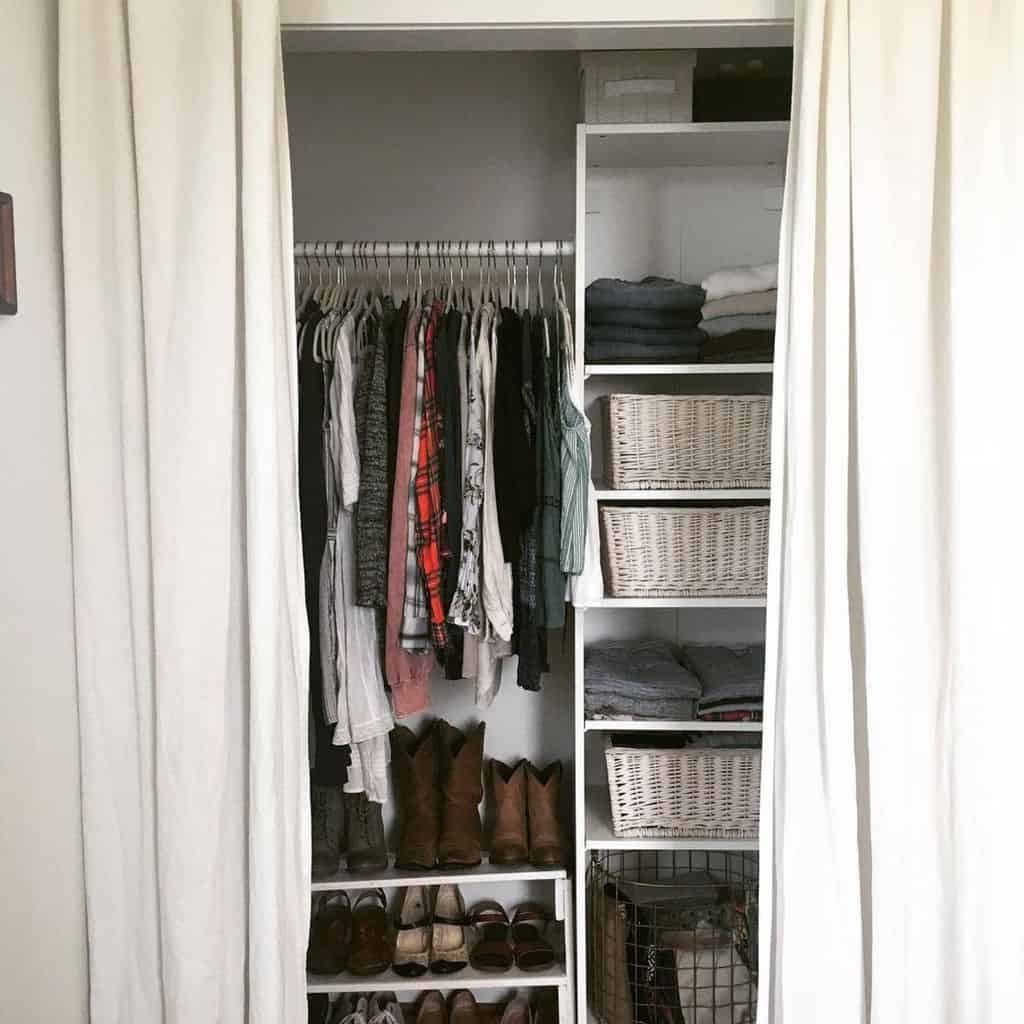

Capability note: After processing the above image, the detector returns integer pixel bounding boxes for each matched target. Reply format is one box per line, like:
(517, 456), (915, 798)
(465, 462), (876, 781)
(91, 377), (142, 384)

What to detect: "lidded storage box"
(581, 50), (697, 124)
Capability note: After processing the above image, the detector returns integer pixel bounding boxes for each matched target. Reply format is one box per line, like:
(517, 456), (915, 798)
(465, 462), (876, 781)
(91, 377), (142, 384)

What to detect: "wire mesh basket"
(587, 849), (758, 1024)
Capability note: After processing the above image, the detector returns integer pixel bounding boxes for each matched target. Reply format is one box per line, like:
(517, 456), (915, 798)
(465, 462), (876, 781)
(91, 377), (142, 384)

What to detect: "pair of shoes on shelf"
(326, 992), (404, 1024)
(312, 787), (388, 879)
(308, 889), (392, 977)
(414, 990), (480, 1024)
(391, 720), (486, 869)
(468, 901), (556, 973)
(393, 884), (470, 977)
(490, 760), (566, 867)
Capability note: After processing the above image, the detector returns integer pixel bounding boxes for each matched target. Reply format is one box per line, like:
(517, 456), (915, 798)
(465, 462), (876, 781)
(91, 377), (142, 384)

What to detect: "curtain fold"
(761, 2), (1024, 1022)
(59, 2), (309, 1020)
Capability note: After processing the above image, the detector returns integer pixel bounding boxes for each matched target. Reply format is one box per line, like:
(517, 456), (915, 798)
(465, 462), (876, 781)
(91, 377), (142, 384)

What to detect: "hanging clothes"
(298, 299), (351, 785)
(385, 305), (434, 716)
(449, 303), (492, 636)
(413, 301), (449, 655)
(558, 299), (590, 576)
(354, 301), (392, 609)
(480, 305), (515, 642)
(325, 313), (393, 804)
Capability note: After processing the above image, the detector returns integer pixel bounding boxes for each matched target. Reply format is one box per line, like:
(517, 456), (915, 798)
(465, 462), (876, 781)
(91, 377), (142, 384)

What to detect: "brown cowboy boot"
(526, 761), (566, 867)
(437, 720), (485, 867)
(490, 759), (528, 866)
(391, 722), (440, 869)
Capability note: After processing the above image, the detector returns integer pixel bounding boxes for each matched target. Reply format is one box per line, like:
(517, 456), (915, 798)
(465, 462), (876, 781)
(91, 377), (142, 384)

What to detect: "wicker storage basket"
(600, 505), (768, 598)
(603, 394), (771, 490)
(605, 741), (761, 839)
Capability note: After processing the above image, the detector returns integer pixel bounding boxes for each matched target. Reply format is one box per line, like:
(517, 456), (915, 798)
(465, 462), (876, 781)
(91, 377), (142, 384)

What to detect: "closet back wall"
(284, 49), (580, 795)
(285, 51), (578, 243)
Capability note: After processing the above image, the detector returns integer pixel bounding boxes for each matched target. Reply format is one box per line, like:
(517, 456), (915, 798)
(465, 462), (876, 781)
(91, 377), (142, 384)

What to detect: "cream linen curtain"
(761, 2), (1024, 1022)
(59, 2), (309, 1020)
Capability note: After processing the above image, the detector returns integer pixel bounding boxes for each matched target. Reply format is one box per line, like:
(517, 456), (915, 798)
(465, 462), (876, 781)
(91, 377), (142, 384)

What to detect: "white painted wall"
(0, 1), (89, 1020)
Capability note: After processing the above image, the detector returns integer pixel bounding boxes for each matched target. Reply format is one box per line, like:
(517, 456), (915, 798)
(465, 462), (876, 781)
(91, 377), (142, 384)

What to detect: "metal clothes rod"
(293, 240), (575, 259)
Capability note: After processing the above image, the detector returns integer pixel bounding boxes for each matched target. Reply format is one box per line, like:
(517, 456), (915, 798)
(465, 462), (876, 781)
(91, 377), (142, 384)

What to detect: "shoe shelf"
(593, 486), (771, 501)
(583, 785), (758, 853)
(581, 596), (768, 608)
(308, 961), (570, 995)
(583, 719), (762, 733)
(584, 362), (773, 377)
(312, 859), (568, 893)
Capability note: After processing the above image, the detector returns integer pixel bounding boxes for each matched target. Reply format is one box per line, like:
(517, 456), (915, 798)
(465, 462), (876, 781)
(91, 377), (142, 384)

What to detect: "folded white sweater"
(701, 262), (779, 303)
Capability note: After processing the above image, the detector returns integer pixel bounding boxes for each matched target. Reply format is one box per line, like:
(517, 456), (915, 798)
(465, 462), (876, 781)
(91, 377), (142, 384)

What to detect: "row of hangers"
(296, 241), (570, 325)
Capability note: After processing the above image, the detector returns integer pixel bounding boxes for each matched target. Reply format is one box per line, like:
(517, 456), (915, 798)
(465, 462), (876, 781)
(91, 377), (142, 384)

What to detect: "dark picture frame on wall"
(0, 193), (17, 315)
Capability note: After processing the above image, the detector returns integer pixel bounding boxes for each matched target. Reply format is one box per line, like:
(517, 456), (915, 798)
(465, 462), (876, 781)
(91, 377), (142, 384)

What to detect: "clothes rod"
(293, 241), (575, 259)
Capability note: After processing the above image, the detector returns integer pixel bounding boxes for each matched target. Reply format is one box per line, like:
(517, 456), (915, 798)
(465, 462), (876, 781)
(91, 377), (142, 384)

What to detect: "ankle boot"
(391, 723), (440, 869)
(490, 759), (528, 866)
(311, 785), (344, 880)
(437, 720), (485, 867)
(526, 761), (566, 867)
(344, 791), (388, 873)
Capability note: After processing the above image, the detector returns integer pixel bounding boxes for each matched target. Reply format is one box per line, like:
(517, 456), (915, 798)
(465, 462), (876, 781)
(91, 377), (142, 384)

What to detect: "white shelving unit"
(593, 486), (770, 501)
(310, 865), (573, 1021)
(572, 117), (785, 1023)
(312, 861), (568, 893)
(586, 362), (773, 376)
(309, 962), (569, 996)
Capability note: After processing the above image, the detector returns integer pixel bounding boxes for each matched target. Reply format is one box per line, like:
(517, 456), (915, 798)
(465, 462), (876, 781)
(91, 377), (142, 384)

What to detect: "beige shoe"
(431, 883), (469, 974)
(393, 885), (431, 978)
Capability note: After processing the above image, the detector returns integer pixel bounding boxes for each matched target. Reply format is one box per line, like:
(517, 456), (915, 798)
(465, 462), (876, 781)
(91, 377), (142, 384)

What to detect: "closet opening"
(285, 41), (792, 1024)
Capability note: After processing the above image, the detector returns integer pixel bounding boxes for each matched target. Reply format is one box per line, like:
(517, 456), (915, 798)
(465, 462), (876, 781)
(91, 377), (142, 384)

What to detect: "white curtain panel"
(761, 2), (1024, 1022)
(59, 2), (309, 1021)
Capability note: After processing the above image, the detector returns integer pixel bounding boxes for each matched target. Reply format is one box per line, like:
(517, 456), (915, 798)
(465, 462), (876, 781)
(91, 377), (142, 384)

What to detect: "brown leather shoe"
(526, 761), (566, 867)
(306, 892), (351, 975)
(448, 989), (481, 1024)
(347, 888), (392, 976)
(490, 759), (528, 866)
(437, 720), (485, 867)
(392, 723), (440, 869)
(416, 991), (447, 1024)
(500, 995), (533, 1024)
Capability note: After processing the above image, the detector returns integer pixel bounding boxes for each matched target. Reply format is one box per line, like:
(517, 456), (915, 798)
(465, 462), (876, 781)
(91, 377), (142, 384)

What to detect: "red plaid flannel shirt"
(415, 301), (449, 653)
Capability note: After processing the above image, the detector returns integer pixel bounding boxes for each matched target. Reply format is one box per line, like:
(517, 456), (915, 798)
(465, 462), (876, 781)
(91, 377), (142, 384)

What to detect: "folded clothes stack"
(585, 276), (707, 364)
(698, 262), (778, 363)
(681, 644), (765, 722)
(584, 639), (702, 720)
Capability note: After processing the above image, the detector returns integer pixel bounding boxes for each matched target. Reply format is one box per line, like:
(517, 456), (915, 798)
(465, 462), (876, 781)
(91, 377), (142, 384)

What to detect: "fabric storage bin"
(581, 50), (697, 124)
(603, 394), (771, 490)
(605, 741), (761, 839)
(600, 505), (768, 598)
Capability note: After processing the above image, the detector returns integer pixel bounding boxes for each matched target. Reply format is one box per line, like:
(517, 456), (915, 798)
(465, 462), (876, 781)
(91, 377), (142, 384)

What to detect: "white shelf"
(584, 719), (762, 733)
(585, 787), (759, 852)
(584, 363), (772, 377)
(585, 120), (790, 168)
(312, 859), (567, 892)
(594, 487), (770, 501)
(308, 961), (568, 994)
(582, 596), (767, 609)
